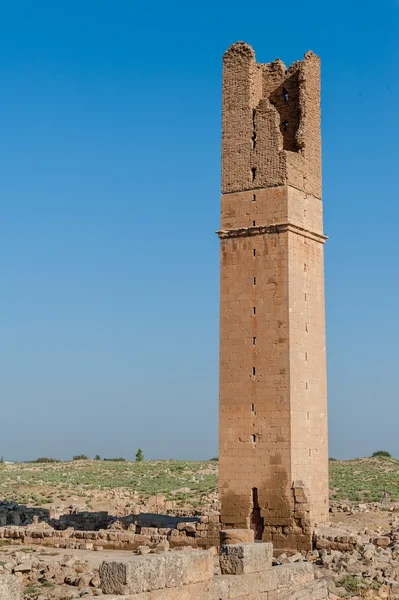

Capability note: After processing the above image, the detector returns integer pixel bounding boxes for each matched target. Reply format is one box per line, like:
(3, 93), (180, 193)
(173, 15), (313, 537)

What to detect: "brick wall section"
(219, 42), (328, 551)
(0, 516), (221, 551)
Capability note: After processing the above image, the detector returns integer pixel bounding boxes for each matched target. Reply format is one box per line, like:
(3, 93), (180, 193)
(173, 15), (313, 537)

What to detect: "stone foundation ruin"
(0, 541), (328, 600)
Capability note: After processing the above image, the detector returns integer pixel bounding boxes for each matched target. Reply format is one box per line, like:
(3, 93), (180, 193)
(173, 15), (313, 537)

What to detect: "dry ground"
(1, 455), (399, 513)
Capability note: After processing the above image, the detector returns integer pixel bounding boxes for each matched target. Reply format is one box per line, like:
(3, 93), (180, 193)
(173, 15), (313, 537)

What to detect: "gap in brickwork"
(250, 487), (264, 541)
(251, 109), (257, 149)
(283, 87), (289, 102)
(268, 70), (300, 152)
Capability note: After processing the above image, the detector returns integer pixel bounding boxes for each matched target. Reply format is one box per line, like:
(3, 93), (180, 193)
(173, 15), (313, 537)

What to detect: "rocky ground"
(309, 501), (399, 598)
(0, 501), (398, 599)
(1, 456), (399, 598)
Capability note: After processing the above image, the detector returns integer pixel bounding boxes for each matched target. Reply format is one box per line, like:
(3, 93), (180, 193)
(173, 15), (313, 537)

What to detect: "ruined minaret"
(218, 42), (328, 551)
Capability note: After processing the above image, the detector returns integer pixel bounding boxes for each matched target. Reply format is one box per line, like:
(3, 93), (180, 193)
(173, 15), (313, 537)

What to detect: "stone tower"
(218, 42), (328, 551)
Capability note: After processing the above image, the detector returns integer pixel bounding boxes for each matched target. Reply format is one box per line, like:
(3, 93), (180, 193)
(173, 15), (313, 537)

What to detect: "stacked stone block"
(99, 542), (328, 599)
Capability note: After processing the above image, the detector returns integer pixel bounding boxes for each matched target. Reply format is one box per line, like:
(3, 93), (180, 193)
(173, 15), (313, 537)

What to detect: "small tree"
(136, 448), (144, 462)
(94, 455), (101, 461)
(73, 454), (89, 461)
(372, 450), (392, 458)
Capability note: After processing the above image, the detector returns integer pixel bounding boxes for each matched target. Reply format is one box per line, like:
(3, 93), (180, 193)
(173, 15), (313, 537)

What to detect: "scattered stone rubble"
(308, 521), (399, 598)
(4, 500), (399, 598)
(0, 550), (102, 598)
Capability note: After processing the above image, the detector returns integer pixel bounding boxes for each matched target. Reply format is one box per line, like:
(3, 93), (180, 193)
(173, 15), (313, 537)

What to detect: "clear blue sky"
(1, 0), (398, 462)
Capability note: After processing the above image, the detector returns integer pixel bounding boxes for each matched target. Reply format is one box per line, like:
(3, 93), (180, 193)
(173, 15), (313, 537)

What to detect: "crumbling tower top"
(222, 41), (321, 199)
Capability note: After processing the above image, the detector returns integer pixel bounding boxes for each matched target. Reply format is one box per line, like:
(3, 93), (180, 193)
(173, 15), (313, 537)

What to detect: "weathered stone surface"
(219, 542), (273, 574)
(0, 574), (21, 600)
(275, 562), (314, 588)
(100, 550), (214, 595)
(220, 528), (254, 545)
(98, 566), (326, 600)
(276, 579), (328, 600)
(99, 555), (166, 595)
(164, 549), (213, 587)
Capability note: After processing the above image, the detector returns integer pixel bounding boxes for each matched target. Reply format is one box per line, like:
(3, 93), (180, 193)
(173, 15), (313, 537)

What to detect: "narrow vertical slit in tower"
(252, 220), (256, 226)
(251, 403), (256, 414)
(253, 337), (256, 345)
(252, 194), (256, 202)
(251, 109), (257, 149)
(253, 307), (256, 315)
(253, 277), (256, 285)
(252, 367), (256, 376)
(250, 487), (264, 541)
(253, 249), (256, 257)
(283, 88), (289, 103)
(251, 167), (256, 181)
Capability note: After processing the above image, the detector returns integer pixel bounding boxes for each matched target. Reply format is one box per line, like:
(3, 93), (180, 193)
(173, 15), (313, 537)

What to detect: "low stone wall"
(314, 525), (374, 552)
(0, 513), (221, 551)
(0, 518), (220, 551)
(98, 543), (328, 600)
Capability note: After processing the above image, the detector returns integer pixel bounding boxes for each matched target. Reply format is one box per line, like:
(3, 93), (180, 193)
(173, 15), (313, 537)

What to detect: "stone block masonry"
(98, 542), (328, 599)
(219, 41), (329, 551)
(0, 513), (221, 551)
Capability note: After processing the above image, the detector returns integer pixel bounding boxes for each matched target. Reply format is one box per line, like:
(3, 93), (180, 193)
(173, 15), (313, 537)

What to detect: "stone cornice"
(216, 223), (327, 244)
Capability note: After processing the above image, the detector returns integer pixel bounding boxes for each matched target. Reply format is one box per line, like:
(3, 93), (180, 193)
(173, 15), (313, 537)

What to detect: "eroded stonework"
(219, 41), (329, 551)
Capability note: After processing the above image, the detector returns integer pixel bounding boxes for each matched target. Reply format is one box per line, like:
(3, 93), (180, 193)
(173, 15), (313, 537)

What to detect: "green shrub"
(31, 457), (60, 463)
(209, 457), (218, 461)
(103, 457), (126, 462)
(372, 450), (392, 458)
(72, 455), (89, 461)
(94, 455), (101, 461)
(136, 449), (144, 462)
(336, 576), (365, 593)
